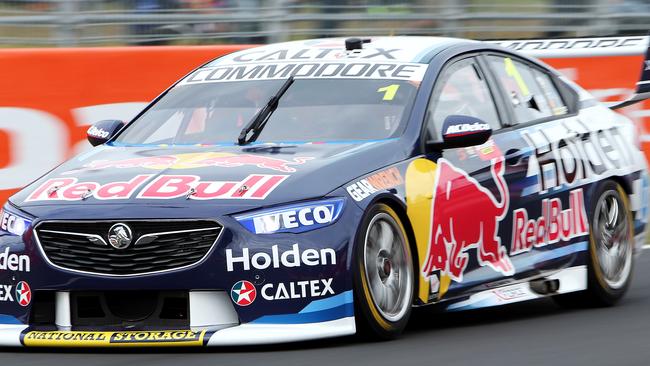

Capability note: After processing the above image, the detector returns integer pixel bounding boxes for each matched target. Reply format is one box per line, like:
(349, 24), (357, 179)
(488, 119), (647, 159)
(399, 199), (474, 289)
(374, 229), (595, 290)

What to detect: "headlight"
(0, 204), (32, 236)
(235, 198), (345, 234)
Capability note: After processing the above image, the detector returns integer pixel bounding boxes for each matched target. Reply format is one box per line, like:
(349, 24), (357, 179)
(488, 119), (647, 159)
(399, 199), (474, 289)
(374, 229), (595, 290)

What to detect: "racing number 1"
(377, 84), (400, 101)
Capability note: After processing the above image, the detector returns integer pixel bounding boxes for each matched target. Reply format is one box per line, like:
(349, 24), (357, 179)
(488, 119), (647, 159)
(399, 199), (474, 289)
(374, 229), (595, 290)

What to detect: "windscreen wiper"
(238, 76), (295, 145)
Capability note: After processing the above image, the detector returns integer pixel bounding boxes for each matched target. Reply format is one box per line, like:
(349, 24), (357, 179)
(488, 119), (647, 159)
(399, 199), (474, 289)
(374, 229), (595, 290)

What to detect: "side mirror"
(439, 115), (492, 149)
(87, 120), (125, 146)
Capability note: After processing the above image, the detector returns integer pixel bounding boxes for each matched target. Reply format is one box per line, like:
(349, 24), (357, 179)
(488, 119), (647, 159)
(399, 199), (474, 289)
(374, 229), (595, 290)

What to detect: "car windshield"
(113, 78), (419, 145)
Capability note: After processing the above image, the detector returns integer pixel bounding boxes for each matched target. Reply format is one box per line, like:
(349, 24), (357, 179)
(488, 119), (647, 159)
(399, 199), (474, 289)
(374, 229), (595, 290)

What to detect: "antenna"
(345, 38), (371, 51)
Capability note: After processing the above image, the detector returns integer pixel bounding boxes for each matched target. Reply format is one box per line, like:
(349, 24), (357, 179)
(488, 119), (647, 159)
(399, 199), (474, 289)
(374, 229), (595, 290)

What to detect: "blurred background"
(0, 0), (649, 47)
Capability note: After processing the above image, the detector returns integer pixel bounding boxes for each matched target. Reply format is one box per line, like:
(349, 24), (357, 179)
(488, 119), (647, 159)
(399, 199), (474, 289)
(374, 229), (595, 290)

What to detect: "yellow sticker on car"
(405, 158), (437, 302)
(377, 84), (400, 101)
(504, 58), (530, 96)
(22, 329), (206, 347)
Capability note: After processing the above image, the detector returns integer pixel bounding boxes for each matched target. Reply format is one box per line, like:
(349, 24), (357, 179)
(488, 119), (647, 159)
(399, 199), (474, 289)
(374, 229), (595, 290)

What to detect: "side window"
(487, 55), (568, 124)
(426, 58), (501, 142)
(535, 72), (569, 116)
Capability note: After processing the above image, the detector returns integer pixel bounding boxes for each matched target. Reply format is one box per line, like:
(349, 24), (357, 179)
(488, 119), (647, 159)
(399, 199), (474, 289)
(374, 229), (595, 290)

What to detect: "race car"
(0, 35), (648, 347)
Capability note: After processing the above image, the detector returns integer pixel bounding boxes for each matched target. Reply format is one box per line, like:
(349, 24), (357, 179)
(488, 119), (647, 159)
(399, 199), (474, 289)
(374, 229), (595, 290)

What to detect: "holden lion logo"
(15, 281), (31, 307)
(231, 280), (257, 306)
(108, 223), (133, 249)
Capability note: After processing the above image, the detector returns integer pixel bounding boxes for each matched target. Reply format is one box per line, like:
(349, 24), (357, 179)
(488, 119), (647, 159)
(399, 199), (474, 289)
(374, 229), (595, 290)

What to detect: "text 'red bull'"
(511, 189), (588, 255)
(423, 157), (514, 284)
(26, 174), (287, 202)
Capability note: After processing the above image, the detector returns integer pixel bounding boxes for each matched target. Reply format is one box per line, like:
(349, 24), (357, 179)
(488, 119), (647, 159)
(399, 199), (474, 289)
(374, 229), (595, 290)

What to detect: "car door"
(416, 54), (523, 302)
(481, 53), (588, 284)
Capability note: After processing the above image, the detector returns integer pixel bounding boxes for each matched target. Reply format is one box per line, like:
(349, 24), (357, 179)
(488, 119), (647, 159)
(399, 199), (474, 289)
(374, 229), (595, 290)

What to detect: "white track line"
(643, 245), (650, 250)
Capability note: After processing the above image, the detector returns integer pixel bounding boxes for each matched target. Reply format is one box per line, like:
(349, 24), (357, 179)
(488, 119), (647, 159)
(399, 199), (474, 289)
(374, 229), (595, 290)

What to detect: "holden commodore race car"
(0, 35), (649, 347)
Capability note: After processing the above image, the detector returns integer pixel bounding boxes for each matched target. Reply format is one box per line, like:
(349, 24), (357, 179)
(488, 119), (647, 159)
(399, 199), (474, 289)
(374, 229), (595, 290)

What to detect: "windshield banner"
(180, 62), (428, 84)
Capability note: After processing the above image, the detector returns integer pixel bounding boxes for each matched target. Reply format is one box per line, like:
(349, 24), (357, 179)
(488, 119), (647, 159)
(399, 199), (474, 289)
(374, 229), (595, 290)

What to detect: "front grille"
(35, 220), (222, 275)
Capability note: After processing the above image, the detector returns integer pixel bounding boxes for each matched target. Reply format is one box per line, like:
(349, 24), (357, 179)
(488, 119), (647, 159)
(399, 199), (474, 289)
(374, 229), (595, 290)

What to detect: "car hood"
(10, 140), (406, 217)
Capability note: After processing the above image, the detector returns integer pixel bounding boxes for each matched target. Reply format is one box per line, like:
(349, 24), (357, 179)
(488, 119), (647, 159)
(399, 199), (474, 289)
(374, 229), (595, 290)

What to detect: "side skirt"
(445, 266), (588, 312)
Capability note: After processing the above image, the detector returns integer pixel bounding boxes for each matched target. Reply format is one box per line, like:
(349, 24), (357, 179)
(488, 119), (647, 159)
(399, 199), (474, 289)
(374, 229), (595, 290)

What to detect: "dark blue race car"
(1, 36), (649, 347)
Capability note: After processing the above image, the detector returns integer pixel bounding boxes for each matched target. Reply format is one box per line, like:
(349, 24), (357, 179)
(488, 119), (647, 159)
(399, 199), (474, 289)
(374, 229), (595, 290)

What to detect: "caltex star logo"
(15, 281), (31, 307)
(231, 280), (256, 306)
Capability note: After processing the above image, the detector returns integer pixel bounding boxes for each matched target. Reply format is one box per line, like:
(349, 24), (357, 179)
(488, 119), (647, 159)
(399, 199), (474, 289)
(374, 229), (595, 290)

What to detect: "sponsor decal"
(22, 330), (205, 347)
(457, 139), (499, 161)
(347, 180), (377, 202)
(347, 167), (404, 202)
(404, 158), (438, 303)
(0, 208), (31, 236)
(86, 125), (110, 139)
(0, 248), (30, 272)
(181, 62), (428, 84)
(110, 331), (201, 344)
(27, 175), (152, 202)
(493, 286), (528, 301)
(444, 122), (491, 136)
(231, 280), (257, 306)
(491, 36), (645, 53)
(15, 281), (31, 307)
(261, 278), (334, 301)
(230, 47), (400, 62)
(0, 284), (13, 302)
(226, 244), (336, 272)
(522, 124), (635, 194)
(0, 281), (31, 306)
(231, 278), (335, 305)
(511, 189), (588, 255)
(235, 198), (345, 234)
(67, 152), (311, 174)
(422, 156), (514, 298)
(26, 174), (286, 202)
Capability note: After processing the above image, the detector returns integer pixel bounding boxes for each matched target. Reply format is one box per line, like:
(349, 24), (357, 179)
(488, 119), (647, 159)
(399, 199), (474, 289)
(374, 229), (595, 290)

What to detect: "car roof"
(207, 36), (479, 66)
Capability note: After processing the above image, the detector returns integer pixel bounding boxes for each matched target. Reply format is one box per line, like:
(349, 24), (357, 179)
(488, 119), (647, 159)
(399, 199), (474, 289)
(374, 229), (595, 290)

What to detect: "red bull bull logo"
(67, 153), (312, 174)
(422, 157), (514, 294)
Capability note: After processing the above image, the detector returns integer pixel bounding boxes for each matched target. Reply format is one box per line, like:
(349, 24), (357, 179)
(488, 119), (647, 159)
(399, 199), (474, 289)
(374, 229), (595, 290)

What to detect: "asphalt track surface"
(4, 251), (650, 366)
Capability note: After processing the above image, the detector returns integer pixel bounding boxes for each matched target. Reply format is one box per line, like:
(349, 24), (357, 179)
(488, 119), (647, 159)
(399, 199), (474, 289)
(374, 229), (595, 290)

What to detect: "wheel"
(554, 180), (634, 307)
(353, 203), (414, 340)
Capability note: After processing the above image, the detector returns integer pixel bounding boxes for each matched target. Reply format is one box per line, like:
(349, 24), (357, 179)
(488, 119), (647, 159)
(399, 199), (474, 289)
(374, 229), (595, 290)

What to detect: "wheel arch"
(609, 175), (632, 196)
(584, 176), (632, 223)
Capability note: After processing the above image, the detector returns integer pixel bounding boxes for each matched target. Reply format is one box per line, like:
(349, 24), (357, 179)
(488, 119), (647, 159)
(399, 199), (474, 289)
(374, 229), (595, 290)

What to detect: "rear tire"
(554, 180), (634, 307)
(353, 203), (414, 340)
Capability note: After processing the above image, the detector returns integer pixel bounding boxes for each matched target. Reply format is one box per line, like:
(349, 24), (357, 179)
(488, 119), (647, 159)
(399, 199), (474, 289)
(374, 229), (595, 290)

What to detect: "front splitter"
(0, 317), (356, 347)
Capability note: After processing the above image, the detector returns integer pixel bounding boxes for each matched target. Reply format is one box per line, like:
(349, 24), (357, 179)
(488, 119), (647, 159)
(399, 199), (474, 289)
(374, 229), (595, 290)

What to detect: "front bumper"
(0, 201), (362, 347)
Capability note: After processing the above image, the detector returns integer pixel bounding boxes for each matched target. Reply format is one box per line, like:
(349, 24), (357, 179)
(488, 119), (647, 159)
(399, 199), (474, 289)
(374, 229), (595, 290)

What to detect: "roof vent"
(345, 38), (371, 51)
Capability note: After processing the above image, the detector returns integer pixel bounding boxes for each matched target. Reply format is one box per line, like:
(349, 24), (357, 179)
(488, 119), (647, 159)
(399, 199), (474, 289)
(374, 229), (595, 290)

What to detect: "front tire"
(554, 180), (634, 307)
(353, 203), (414, 340)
